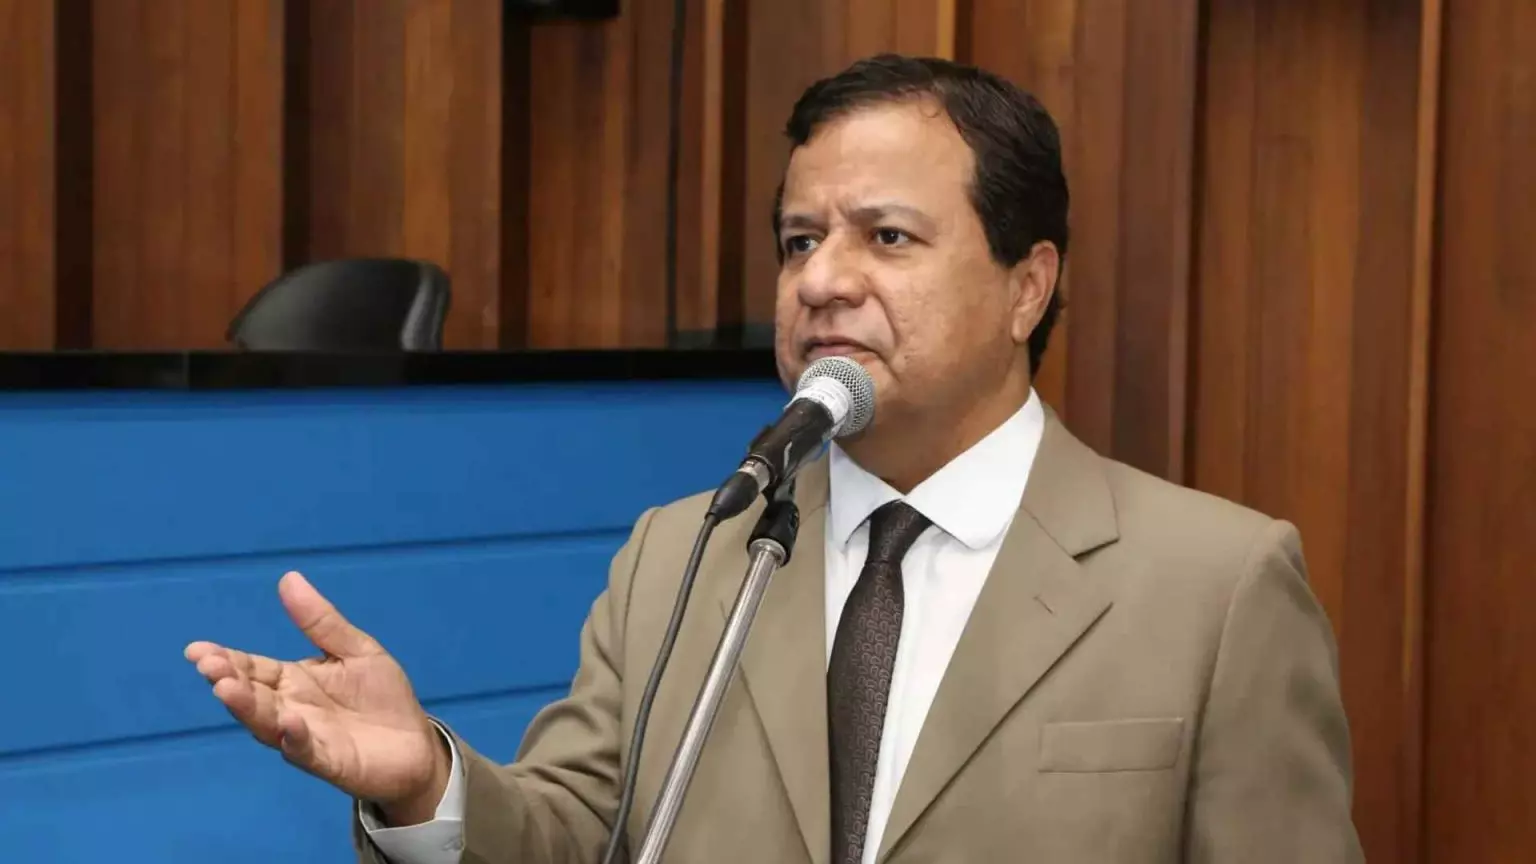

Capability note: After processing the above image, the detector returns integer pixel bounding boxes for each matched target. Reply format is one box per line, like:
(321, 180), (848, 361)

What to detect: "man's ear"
(1009, 241), (1060, 346)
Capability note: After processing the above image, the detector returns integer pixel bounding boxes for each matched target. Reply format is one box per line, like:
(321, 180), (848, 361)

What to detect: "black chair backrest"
(227, 258), (451, 351)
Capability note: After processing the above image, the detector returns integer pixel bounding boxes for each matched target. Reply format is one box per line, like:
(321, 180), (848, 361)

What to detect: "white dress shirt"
(364, 391), (1046, 864)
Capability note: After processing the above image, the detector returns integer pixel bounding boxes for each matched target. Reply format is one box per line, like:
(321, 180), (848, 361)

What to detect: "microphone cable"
(600, 509), (718, 864)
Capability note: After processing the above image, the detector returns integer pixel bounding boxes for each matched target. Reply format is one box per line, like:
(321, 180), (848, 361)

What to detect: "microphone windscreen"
(796, 356), (875, 436)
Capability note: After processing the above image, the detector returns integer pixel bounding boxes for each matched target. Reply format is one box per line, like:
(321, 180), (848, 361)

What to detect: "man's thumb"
(278, 571), (379, 658)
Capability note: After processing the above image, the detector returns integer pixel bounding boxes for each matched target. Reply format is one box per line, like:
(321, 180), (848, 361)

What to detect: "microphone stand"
(632, 483), (801, 864)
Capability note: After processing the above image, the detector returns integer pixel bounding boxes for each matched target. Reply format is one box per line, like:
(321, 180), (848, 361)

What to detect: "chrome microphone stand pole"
(632, 485), (801, 864)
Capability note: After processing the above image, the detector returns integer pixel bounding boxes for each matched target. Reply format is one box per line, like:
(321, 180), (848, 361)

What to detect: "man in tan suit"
(187, 55), (1363, 863)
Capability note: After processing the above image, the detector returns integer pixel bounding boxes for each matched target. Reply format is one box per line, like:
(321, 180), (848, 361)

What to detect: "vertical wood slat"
(520, 0), (692, 349)
(523, 18), (607, 346)
(181, 0), (236, 347)
(1345, 2), (1435, 860)
(1399, 0), (1441, 856)
(53, 0), (94, 348)
(136, 0), (189, 346)
(672, 0), (723, 344)
(351, 0), (406, 255)
(233, 0), (285, 320)
(90, 0), (140, 348)
(712, 0), (750, 341)
(417, 0), (503, 347)
(304, 0), (503, 348)
(401, 0), (454, 317)
(1423, 0), (1536, 858)
(0, 0), (60, 349)
(89, 0), (282, 349)
(306, 0), (409, 258)
(1111, 0), (1196, 481)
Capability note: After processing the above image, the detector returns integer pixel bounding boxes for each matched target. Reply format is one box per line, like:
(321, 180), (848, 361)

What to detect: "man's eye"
(785, 235), (819, 255)
(874, 228), (911, 247)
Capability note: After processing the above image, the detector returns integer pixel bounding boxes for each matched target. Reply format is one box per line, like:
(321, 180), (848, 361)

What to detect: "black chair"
(226, 258), (451, 351)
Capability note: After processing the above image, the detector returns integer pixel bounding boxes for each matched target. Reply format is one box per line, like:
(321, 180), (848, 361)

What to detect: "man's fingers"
(212, 676), (281, 746)
(278, 571), (380, 659)
(225, 648), (284, 686)
(196, 653), (239, 687)
(184, 641), (222, 663)
(187, 642), (284, 687)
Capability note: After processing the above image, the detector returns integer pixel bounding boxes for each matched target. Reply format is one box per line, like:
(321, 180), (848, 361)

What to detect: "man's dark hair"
(775, 53), (1069, 374)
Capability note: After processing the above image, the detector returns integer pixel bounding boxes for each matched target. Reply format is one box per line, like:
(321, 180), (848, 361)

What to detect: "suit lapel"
(877, 410), (1120, 861)
(722, 460), (832, 864)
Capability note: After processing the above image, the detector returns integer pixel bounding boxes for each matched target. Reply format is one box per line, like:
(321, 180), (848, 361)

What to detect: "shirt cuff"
(357, 720), (466, 864)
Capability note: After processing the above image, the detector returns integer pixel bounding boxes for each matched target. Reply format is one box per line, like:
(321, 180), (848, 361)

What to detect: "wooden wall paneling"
(308, 0), (406, 258)
(232, 0), (286, 325)
(672, 0), (716, 344)
(1398, 0), (1441, 858)
(90, 0), (283, 349)
(303, 0), (505, 348)
(521, 17), (590, 347)
(430, 0), (503, 347)
(1424, 0), (1536, 858)
(499, 17), (532, 348)
(402, 0), (454, 335)
(90, 0), (140, 348)
(522, 0), (684, 348)
(710, 0), (750, 343)
(1111, 0), (1197, 481)
(1192, 0), (1432, 859)
(182, 0), (237, 348)
(621, 0), (686, 348)
(52, 0), (94, 349)
(138, 0), (192, 347)
(1343, 1), (1437, 861)
(0, 0), (59, 349)
(302, 0), (359, 260)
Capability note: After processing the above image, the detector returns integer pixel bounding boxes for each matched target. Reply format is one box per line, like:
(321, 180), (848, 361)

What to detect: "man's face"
(773, 99), (1036, 434)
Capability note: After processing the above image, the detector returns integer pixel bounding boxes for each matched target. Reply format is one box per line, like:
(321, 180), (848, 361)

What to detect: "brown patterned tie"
(827, 500), (932, 864)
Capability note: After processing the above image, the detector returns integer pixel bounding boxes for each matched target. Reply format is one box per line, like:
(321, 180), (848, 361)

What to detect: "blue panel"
(0, 379), (787, 863)
(0, 381), (786, 572)
(0, 533), (622, 757)
(0, 692), (553, 864)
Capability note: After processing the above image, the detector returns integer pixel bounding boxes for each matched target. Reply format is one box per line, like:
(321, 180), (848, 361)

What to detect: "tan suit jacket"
(357, 409), (1363, 863)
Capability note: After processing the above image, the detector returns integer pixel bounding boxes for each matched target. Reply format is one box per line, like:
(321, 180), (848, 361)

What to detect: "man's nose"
(796, 239), (870, 309)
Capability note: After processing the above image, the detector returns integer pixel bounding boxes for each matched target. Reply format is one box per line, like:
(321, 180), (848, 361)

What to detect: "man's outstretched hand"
(185, 571), (450, 825)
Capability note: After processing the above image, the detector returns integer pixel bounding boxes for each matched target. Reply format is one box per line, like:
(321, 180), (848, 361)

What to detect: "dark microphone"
(707, 356), (876, 519)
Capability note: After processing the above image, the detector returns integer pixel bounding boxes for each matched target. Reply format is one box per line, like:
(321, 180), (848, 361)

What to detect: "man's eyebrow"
(846, 203), (938, 232)
(777, 203), (939, 234)
(778, 212), (822, 232)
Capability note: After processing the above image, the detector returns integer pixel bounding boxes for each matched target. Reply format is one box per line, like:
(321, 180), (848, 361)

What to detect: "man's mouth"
(804, 339), (872, 360)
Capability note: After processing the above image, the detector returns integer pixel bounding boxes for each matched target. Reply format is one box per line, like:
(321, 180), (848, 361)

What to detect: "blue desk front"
(0, 379), (788, 862)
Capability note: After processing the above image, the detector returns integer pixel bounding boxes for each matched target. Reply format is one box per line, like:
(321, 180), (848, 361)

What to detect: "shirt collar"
(827, 390), (1046, 551)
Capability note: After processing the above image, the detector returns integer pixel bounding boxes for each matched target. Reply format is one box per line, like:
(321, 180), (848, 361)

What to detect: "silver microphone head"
(794, 356), (876, 437)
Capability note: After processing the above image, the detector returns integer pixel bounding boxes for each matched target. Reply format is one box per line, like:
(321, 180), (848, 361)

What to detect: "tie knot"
(865, 501), (932, 566)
